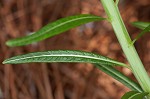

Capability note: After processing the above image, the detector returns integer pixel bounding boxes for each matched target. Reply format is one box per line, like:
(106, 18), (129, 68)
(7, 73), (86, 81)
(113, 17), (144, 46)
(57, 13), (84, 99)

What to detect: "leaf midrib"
(13, 16), (101, 43)
(128, 93), (141, 99)
(4, 54), (125, 66)
(101, 65), (140, 91)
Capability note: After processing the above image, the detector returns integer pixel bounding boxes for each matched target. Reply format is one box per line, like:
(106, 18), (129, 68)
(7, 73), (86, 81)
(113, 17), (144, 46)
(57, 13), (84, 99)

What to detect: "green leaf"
(131, 24), (150, 45)
(121, 91), (149, 99)
(6, 14), (105, 47)
(115, 0), (119, 5)
(132, 21), (150, 30)
(95, 64), (142, 92)
(3, 50), (129, 68)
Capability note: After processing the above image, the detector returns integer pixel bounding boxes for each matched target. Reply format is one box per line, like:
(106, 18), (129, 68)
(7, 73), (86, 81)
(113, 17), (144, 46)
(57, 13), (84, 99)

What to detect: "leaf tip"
(2, 58), (11, 64)
(2, 60), (7, 64)
(6, 40), (12, 47)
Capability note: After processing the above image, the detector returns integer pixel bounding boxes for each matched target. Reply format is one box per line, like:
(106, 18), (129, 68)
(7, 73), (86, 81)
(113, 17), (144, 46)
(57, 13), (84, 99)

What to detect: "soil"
(0, 0), (150, 99)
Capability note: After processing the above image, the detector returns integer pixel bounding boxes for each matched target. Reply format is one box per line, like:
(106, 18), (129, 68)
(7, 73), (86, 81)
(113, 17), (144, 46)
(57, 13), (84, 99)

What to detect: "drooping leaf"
(6, 14), (105, 47)
(131, 24), (150, 45)
(95, 64), (142, 92)
(132, 21), (150, 30)
(121, 91), (149, 99)
(3, 50), (129, 68)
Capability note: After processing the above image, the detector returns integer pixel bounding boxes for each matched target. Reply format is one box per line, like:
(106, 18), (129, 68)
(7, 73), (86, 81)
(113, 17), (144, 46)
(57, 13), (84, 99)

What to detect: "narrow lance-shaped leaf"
(95, 64), (142, 92)
(3, 50), (129, 69)
(121, 91), (149, 99)
(6, 14), (105, 47)
(131, 24), (150, 45)
(132, 21), (150, 30)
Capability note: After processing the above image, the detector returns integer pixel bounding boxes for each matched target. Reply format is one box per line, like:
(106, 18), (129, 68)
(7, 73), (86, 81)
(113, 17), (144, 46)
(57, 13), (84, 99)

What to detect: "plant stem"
(100, 0), (150, 97)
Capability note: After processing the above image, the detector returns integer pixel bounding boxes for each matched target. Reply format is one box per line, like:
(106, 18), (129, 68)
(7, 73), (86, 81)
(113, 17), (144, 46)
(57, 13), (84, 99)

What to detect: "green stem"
(100, 0), (150, 97)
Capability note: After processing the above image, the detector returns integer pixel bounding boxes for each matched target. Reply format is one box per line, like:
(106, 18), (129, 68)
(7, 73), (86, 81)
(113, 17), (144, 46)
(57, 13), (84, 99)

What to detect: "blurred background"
(0, 0), (150, 99)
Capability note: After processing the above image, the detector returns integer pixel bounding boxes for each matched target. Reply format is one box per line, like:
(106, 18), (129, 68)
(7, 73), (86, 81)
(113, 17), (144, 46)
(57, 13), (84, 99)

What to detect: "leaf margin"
(95, 64), (142, 92)
(6, 14), (106, 47)
(121, 91), (149, 99)
(3, 50), (130, 69)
